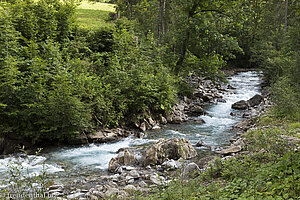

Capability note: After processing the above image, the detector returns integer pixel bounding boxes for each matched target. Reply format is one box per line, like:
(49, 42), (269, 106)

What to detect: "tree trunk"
(158, 0), (162, 41)
(174, 1), (199, 74)
(162, 0), (166, 35)
(285, 0), (288, 40)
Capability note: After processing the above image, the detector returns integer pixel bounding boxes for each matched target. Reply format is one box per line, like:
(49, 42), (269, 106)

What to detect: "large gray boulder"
(231, 100), (249, 110)
(247, 94), (263, 107)
(143, 138), (197, 166)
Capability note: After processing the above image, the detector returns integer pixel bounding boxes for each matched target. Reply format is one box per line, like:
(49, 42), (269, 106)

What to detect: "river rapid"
(0, 71), (263, 186)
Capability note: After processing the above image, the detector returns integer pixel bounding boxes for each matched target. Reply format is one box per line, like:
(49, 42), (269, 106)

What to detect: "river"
(0, 70), (263, 186)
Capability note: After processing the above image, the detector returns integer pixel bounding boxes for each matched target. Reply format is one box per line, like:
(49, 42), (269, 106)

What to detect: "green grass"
(75, 1), (115, 29)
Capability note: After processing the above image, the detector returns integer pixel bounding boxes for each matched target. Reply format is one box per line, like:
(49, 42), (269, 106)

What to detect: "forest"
(0, 0), (299, 199)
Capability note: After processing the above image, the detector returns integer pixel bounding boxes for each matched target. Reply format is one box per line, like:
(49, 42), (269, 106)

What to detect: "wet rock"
(247, 94), (263, 107)
(125, 176), (135, 184)
(167, 103), (188, 124)
(232, 100), (249, 110)
(143, 138), (197, 166)
(217, 145), (242, 155)
(217, 98), (226, 103)
(91, 191), (104, 199)
(195, 140), (205, 147)
(95, 185), (104, 191)
(181, 162), (201, 179)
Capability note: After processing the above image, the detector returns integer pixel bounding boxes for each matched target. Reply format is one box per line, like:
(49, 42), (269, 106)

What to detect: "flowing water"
(0, 71), (263, 185)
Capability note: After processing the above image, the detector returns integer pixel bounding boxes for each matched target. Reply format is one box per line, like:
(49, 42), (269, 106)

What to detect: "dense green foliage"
(116, 0), (243, 76)
(0, 0), (176, 143)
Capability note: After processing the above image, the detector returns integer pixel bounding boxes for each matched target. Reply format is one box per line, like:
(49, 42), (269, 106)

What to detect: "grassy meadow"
(76, 1), (115, 28)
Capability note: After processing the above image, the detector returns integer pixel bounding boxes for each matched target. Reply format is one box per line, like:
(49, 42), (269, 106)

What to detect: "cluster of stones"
(48, 138), (202, 200)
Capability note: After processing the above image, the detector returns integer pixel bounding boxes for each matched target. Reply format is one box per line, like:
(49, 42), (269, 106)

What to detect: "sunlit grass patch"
(77, 0), (115, 11)
(75, 1), (115, 28)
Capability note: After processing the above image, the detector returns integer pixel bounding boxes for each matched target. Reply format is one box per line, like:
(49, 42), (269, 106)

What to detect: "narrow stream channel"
(0, 71), (263, 185)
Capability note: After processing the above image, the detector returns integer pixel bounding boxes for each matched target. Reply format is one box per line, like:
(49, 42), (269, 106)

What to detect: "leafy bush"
(272, 76), (300, 120)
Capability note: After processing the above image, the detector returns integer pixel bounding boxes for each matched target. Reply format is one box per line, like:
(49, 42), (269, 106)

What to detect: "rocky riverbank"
(2, 69), (277, 200)
(38, 70), (275, 199)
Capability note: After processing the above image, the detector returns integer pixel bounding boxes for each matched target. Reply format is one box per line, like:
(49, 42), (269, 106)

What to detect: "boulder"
(231, 100), (249, 110)
(195, 140), (205, 147)
(124, 150), (136, 166)
(143, 138), (197, 166)
(181, 162), (201, 179)
(247, 94), (263, 107)
(108, 158), (120, 173)
(188, 105), (205, 116)
(108, 149), (136, 173)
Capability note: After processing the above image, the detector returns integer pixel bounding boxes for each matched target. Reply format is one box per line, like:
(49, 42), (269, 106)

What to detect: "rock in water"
(195, 140), (205, 147)
(247, 94), (263, 107)
(143, 138), (197, 166)
(231, 100), (249, 110)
